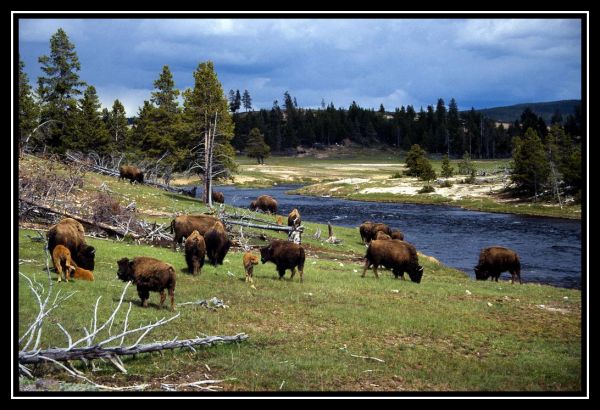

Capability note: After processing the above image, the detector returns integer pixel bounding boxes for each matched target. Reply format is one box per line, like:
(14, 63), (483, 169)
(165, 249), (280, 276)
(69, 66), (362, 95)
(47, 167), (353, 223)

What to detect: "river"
(207, 185), (582, 289)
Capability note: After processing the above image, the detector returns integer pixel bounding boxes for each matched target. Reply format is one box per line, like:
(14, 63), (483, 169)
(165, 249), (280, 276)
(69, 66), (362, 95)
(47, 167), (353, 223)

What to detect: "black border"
(12, 11), (588, 399)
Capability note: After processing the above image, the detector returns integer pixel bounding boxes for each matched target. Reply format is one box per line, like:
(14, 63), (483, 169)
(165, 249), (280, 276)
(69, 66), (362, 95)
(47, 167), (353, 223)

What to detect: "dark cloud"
(18, 18), (582, 116)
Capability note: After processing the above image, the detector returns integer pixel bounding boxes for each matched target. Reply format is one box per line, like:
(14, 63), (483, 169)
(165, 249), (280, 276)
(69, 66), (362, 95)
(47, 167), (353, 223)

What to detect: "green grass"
(17, 155), (582, 392)
(18, 225), (581, 392)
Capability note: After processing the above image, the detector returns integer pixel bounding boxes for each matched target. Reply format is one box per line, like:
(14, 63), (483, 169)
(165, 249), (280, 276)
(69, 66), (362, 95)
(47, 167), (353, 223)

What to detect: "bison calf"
(52, 245), (77, 282)
(260, 240), (305, 282)
(390, 230), (405, 240)
(243, 252), (259, 283)
(185, 230), (206, 275)
(117, 257), (176, 310)
(73, 267), (94, 281)
(212, 191), (225, 204)
(474, 246), (522, 284)
(363, 240), (423, 283)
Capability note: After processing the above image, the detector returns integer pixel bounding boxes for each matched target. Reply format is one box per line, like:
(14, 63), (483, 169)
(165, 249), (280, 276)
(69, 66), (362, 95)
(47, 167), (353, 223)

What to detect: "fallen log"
(19, 334), (248, 364)
(19, 198), (142, 239)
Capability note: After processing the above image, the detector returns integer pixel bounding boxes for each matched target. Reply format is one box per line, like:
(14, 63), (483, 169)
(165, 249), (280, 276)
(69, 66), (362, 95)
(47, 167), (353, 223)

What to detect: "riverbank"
(17, 155), (583, 392)
(187, 155), (580, 220)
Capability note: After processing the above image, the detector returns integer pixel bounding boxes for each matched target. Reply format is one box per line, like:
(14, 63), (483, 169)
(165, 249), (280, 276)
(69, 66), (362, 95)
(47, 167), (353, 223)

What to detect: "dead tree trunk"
(19, 334), (248, 364)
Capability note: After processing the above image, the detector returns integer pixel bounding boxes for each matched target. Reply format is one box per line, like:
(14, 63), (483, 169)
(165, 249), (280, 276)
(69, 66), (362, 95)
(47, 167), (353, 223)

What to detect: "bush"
(441, 154), (454, 178)
(390, 172), (403, 179)
(418, 185), (435, 194)
(439, 180), (453, 188)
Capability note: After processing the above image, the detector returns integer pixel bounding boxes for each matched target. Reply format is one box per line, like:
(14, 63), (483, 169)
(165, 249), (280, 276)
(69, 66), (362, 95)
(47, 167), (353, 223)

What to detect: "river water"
(208, 185), (582, 289)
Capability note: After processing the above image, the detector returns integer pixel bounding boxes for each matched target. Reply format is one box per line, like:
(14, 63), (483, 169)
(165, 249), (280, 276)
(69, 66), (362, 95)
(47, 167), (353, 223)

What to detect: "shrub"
(390, 172), (403, 179)
(418, 185), (435, 194)
(439, 180), (453, 188)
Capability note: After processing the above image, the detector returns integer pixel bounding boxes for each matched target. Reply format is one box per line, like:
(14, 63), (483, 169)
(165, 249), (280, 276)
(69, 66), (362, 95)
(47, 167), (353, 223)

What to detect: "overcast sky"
(17, 17), (583, 117)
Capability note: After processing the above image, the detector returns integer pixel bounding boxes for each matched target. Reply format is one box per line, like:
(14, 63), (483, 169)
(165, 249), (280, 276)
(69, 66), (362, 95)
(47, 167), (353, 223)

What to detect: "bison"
(184, 230), (206, 275)
(170, 214), (219, 251)
(182, 186), (198, 198)
(359, 222), (393, 244)
(474, 246), (522, 284)
(47, 218), (95, 271)
(212, 191), (225, 204)
(117, 257), (176, 310)
(363, 240), (423, 283)
(288, 208), (301, 228)
(390, 230), (405, 240)
(250, 195), (278, 214)
(204, 221), (231, 266)
(119, 165), (144, 184)
(260, 240), (305, 282)
(52, 245), (77, 282)
(73, 267), (94, 281)
(243, 252), (259, 283)
(375, 231), (392, 240)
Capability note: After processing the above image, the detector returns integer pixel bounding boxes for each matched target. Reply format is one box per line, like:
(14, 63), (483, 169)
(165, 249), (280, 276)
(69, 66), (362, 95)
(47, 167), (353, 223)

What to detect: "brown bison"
(47, 218), (95, 271)
(250, 195), (278, 214)
(204, 221), (231, 266)
(243, 252), (259, 283)
(474, 247), (522, 284)
(117, 257), (176, 310)
(119, 165), (144, 184)
(390, 230), (405, 240)
(184, 230), (206, 275)
(287, 208), (301, 228)
(363, 240), (423, 283)
(212, 191), (225, 204)
(52, 245), (77, 282)
(182, 186), (198, 198)
(260, 240), (305, 282)
(73, 267), (94, 281)
(170, 214), (219, 251)
(359, 222), (393, 243)
(375, 231), (392, 240)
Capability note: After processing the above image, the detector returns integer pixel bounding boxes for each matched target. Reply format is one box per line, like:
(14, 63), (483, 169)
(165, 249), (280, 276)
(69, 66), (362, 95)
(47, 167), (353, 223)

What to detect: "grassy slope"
(17, 159), (582, 392)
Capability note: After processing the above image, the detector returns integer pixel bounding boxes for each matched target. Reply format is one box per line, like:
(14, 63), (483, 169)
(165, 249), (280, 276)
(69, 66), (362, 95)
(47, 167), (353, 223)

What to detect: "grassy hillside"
(472, 100), (581, 123)
(17, 157), (582, 392)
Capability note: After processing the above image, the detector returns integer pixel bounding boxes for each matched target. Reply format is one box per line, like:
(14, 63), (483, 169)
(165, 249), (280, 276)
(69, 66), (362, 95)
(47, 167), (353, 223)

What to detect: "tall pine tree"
(37, 28), (86, 151)
(18, 60), (39, 153)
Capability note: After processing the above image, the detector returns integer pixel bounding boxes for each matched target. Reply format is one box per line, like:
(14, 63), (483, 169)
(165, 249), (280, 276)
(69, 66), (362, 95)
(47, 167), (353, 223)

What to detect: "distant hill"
(468, 100), (581, 123)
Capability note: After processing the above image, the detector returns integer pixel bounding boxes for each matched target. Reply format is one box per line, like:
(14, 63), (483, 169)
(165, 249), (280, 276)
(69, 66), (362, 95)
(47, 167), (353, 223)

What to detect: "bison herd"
(44, 187), (524, 313)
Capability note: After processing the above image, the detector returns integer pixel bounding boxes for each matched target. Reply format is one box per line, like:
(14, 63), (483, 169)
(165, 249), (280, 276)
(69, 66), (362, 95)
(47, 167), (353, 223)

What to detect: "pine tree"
(106, 100), (129, 150)
(151, 65), (180, 114)
(511, 128), (550, 198)
(458, 151), (475, 175)
(242, 89), (252, 112)
(37, 28), (86, 151)
(405, 144), (436, 180)
(18, 60), (39, 153)
(441, 154), (454, 178)
(447, 98), (460, 156)
(245, 127), (270, 164)
(184, 61), (236, 204)
(234, 90), (242, 112)
(72, 86), (111, 153)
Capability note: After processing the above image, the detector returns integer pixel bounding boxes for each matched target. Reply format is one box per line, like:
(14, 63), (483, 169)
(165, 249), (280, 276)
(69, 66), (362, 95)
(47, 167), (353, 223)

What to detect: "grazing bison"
(363, 240), (423, 283)
(250, 195), (278, 214)
(204, 221), (231, 266)
(474, 246), (522, 284)
(170, 214), (219, 251)
(260, 240), (305, 282)
(184, 230), (206, 275)
(119, 165), (144, 184)
(52, 245), (77, 282)
(117, 257), (176, 310)
(47, 218), (95, 271)
(212, 191), (225, 204)
(287, 208), (301, 228)
(390, 230), (405, 240)
(243, 252), (259, 283)
(359, 222), (393, 243)
(73, 267), (94, 281)
(375, 231), (392, 240)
